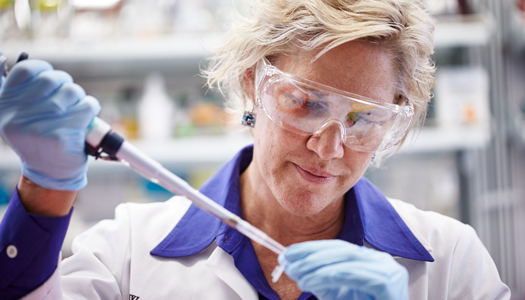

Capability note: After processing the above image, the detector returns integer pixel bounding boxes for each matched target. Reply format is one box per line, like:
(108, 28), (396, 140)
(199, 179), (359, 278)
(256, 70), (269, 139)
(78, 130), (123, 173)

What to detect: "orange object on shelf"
(189, 102), (225, 126)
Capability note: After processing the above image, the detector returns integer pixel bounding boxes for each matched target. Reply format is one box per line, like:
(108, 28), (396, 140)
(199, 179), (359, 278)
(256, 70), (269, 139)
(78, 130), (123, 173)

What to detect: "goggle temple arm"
(385, 104), (415, 150)
(254, 59), (269, 107)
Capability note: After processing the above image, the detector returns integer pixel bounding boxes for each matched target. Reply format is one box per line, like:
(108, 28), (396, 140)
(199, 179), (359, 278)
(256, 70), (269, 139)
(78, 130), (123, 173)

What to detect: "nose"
(306, 120), (345, 160)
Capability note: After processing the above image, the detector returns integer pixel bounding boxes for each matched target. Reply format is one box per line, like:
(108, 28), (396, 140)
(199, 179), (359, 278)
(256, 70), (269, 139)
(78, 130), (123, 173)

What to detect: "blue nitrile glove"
(0, 59), (101, 191)
(278, 240), (408, 300)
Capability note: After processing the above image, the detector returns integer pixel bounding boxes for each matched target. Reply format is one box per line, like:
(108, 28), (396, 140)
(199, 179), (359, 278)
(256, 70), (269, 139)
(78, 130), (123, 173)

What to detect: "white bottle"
(138, 73), (174, 140)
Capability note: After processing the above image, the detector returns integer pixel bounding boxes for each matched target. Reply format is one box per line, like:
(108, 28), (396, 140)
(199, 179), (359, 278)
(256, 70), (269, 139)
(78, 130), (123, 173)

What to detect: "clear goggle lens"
(255, 59), (414, 153)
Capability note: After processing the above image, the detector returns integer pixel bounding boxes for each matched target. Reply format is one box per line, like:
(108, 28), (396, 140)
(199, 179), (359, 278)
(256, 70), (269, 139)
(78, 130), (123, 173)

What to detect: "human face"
(249, 41), (398, 217)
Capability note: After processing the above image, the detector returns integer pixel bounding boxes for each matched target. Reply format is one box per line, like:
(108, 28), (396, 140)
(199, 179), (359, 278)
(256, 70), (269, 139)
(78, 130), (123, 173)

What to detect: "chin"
(277, 193), (328, 217)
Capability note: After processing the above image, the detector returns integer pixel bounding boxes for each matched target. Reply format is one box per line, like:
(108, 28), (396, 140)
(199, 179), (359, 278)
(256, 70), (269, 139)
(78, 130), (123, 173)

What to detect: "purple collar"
(151, 145), (433, 298)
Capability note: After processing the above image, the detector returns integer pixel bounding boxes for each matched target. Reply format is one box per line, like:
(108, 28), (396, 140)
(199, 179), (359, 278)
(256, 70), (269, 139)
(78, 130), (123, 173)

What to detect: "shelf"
(0, 33), (225, 79)
(399, 125), (490, 154)
(2, 33), (224, 63)
(434, 14), (493, 48)
(0, 125), (490, 171)
(0, 15), (492, 79)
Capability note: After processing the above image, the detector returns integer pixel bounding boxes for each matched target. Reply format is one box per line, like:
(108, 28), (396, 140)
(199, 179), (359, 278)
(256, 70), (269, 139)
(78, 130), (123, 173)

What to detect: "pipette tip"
(271, 265), (285, 283)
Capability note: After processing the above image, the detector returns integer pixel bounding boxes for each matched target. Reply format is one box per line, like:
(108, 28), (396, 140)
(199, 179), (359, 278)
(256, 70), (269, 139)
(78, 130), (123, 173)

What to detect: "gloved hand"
(278, 240), (408, 300)
(0, 59), (101, 191)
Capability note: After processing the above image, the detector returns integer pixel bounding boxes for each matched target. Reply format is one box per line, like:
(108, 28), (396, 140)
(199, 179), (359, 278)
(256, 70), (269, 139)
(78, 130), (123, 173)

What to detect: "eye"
(360, 110), (393, 123)
(302, 100), (318, 108)
(346, 110), (393, 127)
(346, 112), (358, 127)
(274, 83), (310, 113)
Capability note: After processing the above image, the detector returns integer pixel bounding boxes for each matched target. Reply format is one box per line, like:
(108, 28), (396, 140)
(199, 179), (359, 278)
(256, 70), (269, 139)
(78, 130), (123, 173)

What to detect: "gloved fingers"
(1, 59), (54, 89)
(296, 264), (377, 298)
(288, 250), (405, 283)
(46, 82), (87, 113)
(279, 240), (345, 262)
(1, 94), (100, 140)
(283, 248), (372, 280)
(2, 82), (87, 120)
(0, 94), (100, 152)
(297, 261), (408, 300)
(58, 95), (101, 129)
(0, 69), (73, 101)
(34, 95), (100, 133)
(280, 240), (355, 264)
(0, 88), (97, 141)
(71, 96), (101, 129)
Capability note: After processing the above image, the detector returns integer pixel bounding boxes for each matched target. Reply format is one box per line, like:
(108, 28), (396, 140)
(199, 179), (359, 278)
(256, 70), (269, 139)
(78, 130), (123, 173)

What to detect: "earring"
(242, 110), (256, 128)
(371, 152), (377, 162)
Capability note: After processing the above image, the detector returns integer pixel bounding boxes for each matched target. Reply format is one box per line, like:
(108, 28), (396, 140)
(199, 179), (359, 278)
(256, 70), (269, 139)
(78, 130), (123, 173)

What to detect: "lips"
(294, 164), (336, 185)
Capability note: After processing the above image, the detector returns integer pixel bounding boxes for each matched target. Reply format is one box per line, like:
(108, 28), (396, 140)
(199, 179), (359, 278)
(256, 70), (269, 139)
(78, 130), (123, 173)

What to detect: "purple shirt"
(0, 145), (432, 299)
(0, 188), (72, 300)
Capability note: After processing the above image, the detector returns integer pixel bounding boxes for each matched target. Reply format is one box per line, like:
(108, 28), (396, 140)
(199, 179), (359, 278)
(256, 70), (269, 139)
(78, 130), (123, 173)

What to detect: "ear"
(394, 94), (407, 106)
(243, 66), (256, 106)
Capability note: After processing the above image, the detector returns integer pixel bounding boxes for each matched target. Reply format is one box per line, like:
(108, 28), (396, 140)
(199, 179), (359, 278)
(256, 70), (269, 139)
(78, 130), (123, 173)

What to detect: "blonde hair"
(204, 0), (435, 137)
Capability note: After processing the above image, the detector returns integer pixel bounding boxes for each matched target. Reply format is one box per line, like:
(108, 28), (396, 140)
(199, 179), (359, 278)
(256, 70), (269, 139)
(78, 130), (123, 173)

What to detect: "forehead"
(274, 41), (398, 103)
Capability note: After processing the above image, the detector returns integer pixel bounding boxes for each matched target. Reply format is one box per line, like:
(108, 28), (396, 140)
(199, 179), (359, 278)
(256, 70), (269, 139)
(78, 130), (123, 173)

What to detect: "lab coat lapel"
(205, 246), (258, 300)
(354, 178), (435, 262)
(387, 199), (434, 254)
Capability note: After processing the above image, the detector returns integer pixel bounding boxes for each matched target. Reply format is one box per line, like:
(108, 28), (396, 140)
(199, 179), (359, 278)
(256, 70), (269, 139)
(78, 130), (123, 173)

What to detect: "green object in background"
(35, 0), (61, 10)
(175, 122), (196, 138)
(0, 0), (14, 9)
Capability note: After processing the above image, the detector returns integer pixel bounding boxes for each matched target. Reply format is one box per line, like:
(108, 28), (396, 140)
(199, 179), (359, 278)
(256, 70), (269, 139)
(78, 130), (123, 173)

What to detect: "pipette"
(6, 52), (286, 282)
(85, 117), (286, 282)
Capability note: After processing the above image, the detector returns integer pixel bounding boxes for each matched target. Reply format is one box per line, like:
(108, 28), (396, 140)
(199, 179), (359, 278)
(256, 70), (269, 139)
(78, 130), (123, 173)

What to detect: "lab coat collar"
(205, 243), (259, 300)
(353, 178), (434, 261)
(151, 145), (433, 262)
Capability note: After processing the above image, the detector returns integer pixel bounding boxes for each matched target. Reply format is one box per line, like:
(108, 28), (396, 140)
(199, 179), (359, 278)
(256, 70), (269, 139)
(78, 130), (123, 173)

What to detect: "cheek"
(342, 148), (374, 174)
(253, 112), (279, 178)
(349, 148), (374, 162)
(253, 110), (303, 160)
(252, 112), (309, 194)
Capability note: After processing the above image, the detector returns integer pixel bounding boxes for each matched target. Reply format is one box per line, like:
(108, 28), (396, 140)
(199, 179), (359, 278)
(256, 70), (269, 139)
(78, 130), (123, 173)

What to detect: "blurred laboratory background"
(0, 0), (524, 297)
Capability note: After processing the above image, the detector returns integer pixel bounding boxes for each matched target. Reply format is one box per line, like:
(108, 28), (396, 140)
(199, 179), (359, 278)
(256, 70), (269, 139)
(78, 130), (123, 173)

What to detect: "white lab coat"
(22, 196), (510, 300)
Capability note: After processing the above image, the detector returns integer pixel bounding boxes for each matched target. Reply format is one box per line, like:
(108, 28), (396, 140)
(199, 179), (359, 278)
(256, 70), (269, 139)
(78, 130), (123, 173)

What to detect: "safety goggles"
(254, 59), (414, 152)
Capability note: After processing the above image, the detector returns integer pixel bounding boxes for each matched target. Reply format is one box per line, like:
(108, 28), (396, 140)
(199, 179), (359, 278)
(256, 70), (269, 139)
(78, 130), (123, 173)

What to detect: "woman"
(0, 0), (510, 299)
